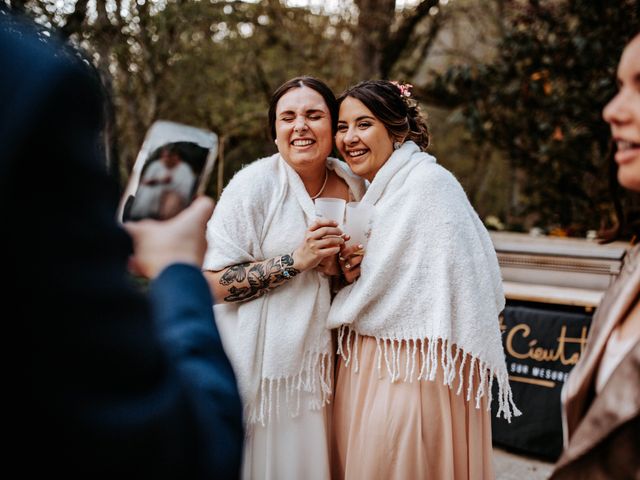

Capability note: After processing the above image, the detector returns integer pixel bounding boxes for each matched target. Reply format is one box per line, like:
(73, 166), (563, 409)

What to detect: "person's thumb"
(122, 218), (144, 238)
(175, 196), (215, 227)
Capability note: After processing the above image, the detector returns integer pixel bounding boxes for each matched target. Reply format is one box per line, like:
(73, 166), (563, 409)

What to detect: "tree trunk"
(354, 0), (396, 79)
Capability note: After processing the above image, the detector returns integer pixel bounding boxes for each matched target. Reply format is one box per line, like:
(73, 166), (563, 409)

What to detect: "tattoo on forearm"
(221, 254), (299, 302)
(219, 263), (250, 285)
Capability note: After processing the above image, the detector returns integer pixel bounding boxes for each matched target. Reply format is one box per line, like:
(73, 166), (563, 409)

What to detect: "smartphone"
(118, 120), (218, 222)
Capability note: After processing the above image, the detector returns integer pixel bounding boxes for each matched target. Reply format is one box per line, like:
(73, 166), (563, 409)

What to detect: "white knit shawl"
(204, 153), (365, 425)
(327, 141), (520, 421)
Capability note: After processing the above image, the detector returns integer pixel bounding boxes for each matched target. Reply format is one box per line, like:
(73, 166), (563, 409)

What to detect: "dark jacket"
(550, 245), (640, 480)
(1, 11), (242, 478)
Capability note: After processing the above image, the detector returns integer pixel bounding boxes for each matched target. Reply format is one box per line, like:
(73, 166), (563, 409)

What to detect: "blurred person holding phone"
(550, 33), (640, 480)
(1, 8), (242, 479)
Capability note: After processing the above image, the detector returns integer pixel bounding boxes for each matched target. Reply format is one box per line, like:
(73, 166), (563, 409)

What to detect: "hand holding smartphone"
(119, 120), (218, 222)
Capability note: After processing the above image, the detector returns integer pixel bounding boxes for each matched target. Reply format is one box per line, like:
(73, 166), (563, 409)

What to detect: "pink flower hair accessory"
(390, 80), (414, 99)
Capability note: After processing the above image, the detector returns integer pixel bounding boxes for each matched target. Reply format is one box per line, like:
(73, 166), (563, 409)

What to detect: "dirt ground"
(493, 447), (555, 479)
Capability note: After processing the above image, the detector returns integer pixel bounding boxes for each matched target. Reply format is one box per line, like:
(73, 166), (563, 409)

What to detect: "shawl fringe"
(246, 350), (333, 427)
(337, 326), (521, 422)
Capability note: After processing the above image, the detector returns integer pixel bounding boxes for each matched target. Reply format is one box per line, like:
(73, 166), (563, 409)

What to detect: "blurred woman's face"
(335, 96), (395, 182)
(603, 35), (640, 191)
(274, 87), (333, 172)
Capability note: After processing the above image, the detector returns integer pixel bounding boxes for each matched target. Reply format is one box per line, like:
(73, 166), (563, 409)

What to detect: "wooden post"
(217, 135), (225, 200)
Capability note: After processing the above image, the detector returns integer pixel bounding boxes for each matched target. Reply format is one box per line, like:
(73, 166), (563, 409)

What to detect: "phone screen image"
(119, 121), (218, 222)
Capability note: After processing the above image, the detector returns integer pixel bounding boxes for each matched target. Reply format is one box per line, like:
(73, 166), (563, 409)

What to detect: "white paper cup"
(343, 201), (375, 251)
(314, 198), (346, 225)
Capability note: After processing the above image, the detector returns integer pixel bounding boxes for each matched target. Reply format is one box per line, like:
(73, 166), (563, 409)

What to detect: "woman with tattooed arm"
(202, 77), (365, 480)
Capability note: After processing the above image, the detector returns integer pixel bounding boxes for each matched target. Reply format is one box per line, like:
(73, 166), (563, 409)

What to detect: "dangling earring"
(393, 141), (402, 150)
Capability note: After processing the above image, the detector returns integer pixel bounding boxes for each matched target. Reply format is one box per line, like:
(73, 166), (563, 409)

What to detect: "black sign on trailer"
(491, 300), (592, 460)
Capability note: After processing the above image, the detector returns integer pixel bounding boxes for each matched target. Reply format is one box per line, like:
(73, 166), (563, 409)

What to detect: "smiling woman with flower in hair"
(328, 80), (519, 479)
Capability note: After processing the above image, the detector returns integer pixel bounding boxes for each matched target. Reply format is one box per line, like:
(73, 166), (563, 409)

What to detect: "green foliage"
(18, 0), (637, 234)
(17, 0), (453, 199)
(430, 0), (639, 234)
(107, 0), (356, 192)
(23, 0), (357, 194)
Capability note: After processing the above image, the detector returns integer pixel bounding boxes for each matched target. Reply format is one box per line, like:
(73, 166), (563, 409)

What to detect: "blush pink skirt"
(331, 334), (494, 480)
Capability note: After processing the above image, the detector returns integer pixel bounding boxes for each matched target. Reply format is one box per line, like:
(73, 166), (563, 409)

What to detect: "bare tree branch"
(60, 0), (89, 38)
(253, 57), (274, 107)
(380, 0), (439, 77)
(413, 77), (464, 109)
(397, 10), (443, 79)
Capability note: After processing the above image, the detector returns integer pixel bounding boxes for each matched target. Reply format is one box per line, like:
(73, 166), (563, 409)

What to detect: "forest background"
(7, 0), (640, 237)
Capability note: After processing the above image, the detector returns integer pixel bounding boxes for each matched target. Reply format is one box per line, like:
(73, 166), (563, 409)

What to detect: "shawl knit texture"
(204, 153), (365, 425)
(327, 141), (520, 420)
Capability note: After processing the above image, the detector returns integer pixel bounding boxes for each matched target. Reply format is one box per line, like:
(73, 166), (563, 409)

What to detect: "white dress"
(242, 390), (330, 480)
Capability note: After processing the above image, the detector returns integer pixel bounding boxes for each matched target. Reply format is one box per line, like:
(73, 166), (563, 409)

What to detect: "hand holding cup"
(293, 218), (344, 272)
(314, 198), (346, 225)
(342, 201), (375, 255)
(339, 241), (364, 283)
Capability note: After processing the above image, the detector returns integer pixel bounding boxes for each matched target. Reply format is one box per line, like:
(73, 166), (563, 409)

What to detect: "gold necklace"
(310, 167), (329, 200)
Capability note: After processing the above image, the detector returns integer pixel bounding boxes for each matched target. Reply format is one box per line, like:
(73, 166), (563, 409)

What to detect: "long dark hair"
(337, 80), (430, 150)
(268, 76), (338, 140)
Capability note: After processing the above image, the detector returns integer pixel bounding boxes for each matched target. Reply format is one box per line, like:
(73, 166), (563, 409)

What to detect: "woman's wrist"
(292, 248), (312, 272)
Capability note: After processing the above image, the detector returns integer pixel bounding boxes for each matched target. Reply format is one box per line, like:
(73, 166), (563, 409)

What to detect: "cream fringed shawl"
(203, 154), (365, 426)
(327, 141), (521, 421)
